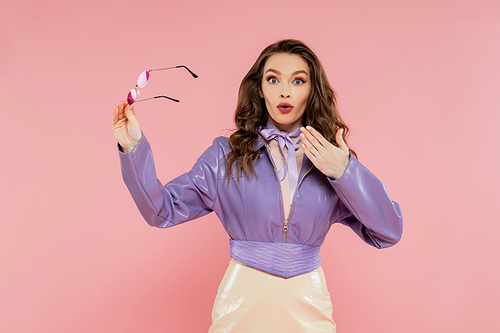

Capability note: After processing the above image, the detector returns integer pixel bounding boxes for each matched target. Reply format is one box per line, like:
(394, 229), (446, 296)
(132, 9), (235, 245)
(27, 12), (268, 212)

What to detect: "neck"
(268, 118), (302, 133)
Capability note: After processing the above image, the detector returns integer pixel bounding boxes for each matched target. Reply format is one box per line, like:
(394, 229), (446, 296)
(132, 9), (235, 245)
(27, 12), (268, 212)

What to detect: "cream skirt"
(209, 259), (336, 333)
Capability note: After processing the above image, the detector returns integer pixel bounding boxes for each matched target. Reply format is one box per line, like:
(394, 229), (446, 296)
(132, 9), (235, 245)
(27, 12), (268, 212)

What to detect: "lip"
(277, 103), (294, 114)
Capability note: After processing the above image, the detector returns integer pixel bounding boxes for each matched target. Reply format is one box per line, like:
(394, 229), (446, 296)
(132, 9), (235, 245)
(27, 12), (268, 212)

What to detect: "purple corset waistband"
(229, 239), (321, 278)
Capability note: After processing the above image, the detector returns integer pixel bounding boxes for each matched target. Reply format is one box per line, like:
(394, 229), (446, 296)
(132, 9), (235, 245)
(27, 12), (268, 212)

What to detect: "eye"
(267, 76), (279, 84)
(293, 78), (305, 85)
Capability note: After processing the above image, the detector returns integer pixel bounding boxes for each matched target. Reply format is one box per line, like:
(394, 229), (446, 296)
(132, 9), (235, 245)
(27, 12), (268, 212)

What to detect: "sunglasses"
(127, 65), (198, 105)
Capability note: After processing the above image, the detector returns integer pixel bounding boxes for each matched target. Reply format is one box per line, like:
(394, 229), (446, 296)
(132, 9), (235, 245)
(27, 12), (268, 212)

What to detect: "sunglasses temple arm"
(155, 95), (180, 102)
(176, 65), (198, 78)
(149, 65), (198, 78)
(134, 95), (180, 103)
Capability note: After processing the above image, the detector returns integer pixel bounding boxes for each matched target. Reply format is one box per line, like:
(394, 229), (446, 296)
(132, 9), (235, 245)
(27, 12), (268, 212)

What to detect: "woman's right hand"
(112, 100), (142, 154)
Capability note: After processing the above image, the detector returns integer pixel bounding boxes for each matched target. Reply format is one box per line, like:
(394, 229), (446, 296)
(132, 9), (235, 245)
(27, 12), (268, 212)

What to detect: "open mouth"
(277, 103), (293, 113)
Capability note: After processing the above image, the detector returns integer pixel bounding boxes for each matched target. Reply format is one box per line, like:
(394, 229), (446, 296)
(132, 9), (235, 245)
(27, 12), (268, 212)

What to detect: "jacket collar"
(255, 137), (267, 150)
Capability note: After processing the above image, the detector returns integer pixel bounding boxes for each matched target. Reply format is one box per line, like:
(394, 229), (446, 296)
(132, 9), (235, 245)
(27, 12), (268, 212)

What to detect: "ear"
(258, 86), (263, 98)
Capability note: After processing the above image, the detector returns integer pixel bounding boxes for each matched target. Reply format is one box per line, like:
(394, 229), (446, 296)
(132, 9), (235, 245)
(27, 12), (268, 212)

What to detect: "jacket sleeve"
(328, 156), (403, 248)
(118, 134), (221, 228)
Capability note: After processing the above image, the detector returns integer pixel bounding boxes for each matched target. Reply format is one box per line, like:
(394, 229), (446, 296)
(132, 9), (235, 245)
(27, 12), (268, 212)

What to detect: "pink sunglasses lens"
(137, 71), (150, 88)
(127, 89), (137, 104)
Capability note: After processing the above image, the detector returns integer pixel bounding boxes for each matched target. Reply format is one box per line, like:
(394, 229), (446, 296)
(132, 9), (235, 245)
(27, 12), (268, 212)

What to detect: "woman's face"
(260, 53), (311, 133)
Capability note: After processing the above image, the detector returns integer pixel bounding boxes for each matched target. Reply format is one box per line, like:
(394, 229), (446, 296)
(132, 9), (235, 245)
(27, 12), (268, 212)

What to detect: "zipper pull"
(283, 219), (289, 242)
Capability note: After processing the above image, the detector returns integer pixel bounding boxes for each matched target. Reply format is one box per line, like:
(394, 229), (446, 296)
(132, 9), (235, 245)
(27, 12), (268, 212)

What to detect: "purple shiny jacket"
(119, 134), (403, 248)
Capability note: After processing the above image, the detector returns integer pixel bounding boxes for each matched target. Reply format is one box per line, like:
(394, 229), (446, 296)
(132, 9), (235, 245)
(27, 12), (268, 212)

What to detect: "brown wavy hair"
(226, 39), (357, 180)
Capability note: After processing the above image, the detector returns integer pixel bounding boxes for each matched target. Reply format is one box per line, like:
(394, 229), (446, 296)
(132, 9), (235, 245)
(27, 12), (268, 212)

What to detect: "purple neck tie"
(260, 125), (302, 205)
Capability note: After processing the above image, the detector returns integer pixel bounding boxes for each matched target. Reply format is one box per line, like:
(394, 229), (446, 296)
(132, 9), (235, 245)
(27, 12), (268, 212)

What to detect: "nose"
(280, 84), (291, 99)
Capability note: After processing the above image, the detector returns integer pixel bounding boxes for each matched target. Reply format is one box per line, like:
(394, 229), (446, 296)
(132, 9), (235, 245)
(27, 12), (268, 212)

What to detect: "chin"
(270, 114), (302, 130)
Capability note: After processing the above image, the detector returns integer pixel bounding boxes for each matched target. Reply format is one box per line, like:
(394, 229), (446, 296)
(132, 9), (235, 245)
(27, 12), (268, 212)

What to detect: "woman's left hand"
(300, 126), (350, 179)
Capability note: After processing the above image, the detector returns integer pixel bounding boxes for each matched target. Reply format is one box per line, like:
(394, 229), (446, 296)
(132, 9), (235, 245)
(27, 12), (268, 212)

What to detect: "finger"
(124, 104), (139, 125)
(301, 141), (318, 161)
(300, 127), (323, 152)
(336, 128), (349, 152)
(299, 129), (314, 151)
(117, 100), (126, 120)
(304, 126), (331, 148)
(124, 104), (132, 118)
(112, 106), (120, 125)
(300, 126), (323, 151)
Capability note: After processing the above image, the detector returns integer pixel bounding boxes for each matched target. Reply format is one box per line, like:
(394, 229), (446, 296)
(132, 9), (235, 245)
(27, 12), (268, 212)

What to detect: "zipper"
(283, 164), (313, 242)
(265, 145), (286, 237)
(266, 144), (313, 243)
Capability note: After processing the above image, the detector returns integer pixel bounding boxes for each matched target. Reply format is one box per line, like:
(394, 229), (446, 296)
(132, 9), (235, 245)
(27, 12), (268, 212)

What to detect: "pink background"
(2, 0), (499, 332)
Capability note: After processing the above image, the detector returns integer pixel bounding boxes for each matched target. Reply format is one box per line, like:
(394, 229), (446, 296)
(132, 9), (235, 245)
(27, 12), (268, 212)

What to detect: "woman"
(112, 39), (403, 332)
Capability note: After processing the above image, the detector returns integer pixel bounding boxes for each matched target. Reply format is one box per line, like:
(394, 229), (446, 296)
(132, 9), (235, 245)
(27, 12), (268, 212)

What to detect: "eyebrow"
(265, 69), (309, 76)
